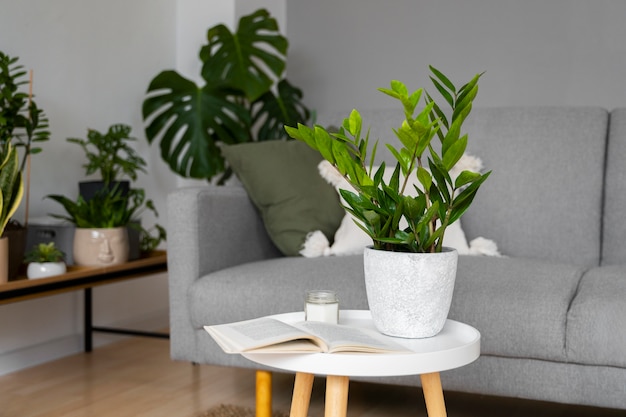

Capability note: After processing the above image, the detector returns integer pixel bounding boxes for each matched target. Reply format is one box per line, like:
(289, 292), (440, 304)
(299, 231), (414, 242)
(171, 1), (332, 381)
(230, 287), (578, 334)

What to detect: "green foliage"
(24, 242), (65, 263)
(0, 142), (24, 234)
(46, 185), (147, 229)
(0, 51), (50, 172)
(67, 124), (147, 184)
(142, 8), (311, 182)
(138, 222), (167, 253)
(285, 67), (491, 253)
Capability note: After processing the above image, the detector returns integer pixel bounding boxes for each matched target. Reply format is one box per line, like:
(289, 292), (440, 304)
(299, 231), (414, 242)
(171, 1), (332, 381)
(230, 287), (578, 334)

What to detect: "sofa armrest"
(166, 185), (281, 354)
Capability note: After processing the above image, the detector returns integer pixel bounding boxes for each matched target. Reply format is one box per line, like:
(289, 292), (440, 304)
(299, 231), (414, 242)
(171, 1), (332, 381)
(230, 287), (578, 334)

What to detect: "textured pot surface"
(27, 262), (67, 279)
(73, 227), (129, 266)
(363, 247), (458, 338)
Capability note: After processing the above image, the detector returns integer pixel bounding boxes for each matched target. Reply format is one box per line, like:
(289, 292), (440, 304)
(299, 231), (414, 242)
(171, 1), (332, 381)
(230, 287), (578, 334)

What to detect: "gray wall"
(287, 0), (626, 113)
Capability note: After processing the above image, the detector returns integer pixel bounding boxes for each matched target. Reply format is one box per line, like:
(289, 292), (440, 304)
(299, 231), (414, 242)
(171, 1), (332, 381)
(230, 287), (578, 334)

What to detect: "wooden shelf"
(0, 250), (168, 305)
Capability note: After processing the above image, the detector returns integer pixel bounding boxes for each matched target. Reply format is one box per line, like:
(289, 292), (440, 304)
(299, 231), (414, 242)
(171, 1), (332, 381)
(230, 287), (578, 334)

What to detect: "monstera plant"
(143, 8), (311, 182)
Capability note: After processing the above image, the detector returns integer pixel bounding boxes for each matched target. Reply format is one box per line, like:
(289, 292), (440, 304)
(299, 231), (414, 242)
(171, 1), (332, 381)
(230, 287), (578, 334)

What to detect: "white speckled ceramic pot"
(27, 262), (67, 279)
(363, 246), (458, 338)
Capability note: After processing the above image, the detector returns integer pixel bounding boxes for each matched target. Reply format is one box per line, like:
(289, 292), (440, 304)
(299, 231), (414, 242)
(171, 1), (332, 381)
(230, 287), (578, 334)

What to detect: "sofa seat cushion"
(566, 265), (626, 367)
(449, 256), (586, 362)
(189, 255), (369, 329)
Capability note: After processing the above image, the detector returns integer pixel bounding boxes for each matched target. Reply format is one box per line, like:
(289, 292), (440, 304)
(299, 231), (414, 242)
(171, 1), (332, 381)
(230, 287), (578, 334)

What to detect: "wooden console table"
(0, 250), (169, 352)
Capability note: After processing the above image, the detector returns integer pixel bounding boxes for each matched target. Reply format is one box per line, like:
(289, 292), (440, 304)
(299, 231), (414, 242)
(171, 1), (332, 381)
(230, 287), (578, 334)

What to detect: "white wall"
(286, 0), (626, 113)
(0, 0), (286, 376)
(0, 0), (178, 375)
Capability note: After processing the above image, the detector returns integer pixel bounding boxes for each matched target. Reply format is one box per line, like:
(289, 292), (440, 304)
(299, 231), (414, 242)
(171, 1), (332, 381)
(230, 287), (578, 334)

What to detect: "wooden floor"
(0, 336), (624, 417)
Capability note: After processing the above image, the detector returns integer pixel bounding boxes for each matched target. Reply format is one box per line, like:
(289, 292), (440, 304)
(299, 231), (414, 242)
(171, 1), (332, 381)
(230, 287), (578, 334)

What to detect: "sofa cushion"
(221, 141), (345, 256)
(191, 252), (584, 363)
(458, 107), (608, 267)
(449, 256), (586, 362)
(566, 265), (626, 367)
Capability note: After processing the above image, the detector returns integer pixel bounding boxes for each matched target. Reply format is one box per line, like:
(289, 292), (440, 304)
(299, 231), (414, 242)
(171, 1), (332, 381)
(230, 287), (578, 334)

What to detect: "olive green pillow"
(221, 141), (345, 256)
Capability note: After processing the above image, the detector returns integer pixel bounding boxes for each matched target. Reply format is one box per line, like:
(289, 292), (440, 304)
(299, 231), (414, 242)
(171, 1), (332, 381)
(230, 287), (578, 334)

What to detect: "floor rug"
(196, 404), (290, 417)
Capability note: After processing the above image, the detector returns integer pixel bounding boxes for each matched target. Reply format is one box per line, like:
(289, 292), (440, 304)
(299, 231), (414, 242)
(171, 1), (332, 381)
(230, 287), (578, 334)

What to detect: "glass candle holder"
(305, 290), (339, 324)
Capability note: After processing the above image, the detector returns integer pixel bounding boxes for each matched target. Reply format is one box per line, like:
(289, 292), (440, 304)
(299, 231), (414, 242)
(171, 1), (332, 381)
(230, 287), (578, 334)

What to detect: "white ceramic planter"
(27, 262), (67, 279)
(363, 246), (458, 338)
(73, 227), (129, 266)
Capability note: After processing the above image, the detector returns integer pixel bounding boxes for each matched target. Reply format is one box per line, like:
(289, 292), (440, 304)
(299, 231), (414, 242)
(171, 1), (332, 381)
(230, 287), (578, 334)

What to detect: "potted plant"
(45, 185), (153, 266)
(0, 142), (24, 282)
(142, 8), (311, 183)
(67, 123), (166, 257)
(0, 51), (50, 280)
(67, 123), (147, 200)
(24, 241), (66, 279)
(286, 66), (490, 338)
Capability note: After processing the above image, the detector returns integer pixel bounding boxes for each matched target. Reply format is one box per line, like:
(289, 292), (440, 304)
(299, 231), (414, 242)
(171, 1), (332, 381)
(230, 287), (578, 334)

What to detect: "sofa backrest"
(317, 106), (609, 267)
(601, 108), (626, 266)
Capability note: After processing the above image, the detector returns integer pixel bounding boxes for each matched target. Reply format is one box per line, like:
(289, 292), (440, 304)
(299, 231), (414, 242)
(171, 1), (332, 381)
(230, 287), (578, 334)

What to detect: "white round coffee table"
(243, 310), (480, 417)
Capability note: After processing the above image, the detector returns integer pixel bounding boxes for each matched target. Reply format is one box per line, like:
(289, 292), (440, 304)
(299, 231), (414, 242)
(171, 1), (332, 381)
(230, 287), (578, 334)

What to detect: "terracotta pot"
(2, 222), (27, 280)
(0, 236), (8, 283)
(73, 227), (129, 266)
(363, 246), (458, 338)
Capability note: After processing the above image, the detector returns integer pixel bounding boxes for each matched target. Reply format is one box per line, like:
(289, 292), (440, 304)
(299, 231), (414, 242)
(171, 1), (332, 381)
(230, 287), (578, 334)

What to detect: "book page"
(205, 317), (324, 353)
(294, 321), (410, 353)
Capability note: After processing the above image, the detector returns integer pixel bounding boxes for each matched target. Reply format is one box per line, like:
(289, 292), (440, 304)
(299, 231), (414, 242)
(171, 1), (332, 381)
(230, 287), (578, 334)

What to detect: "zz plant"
(286, 67), (490, 253)
(142, 8), (310, 182)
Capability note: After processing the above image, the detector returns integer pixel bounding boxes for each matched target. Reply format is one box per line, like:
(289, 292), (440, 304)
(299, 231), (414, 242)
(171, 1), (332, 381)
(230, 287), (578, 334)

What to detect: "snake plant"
(0, 142), (24, 235)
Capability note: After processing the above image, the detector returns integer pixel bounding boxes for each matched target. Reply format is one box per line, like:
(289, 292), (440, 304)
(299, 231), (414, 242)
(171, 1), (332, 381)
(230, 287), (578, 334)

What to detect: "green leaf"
(251, 79), (310, 140)
(454, 170), (481, 188)
(143, 71), (249, 179)
(442, 134), (467, 170)
(200, 9), (287, 101)
(429, 77), (454, 108)
(429, 65), (456, 93)
(417, 166), (432, 191)
(449, 171), (491, 223)
(285, 123), (316, 149)
(314, 126), (335, 164)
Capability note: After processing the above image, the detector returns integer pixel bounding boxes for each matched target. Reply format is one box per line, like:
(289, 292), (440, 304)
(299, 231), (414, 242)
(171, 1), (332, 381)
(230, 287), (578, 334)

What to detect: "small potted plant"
(24, 242), (66, 279)
(67, 123), (166, 258)
(46, 185), (148, 266)
(67, 123), (147, 199)
(286, 66), (491, 338)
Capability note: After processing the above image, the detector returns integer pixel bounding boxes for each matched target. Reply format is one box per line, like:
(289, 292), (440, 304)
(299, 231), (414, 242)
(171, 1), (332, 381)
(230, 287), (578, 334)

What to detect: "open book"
(205, 317), (410, 354)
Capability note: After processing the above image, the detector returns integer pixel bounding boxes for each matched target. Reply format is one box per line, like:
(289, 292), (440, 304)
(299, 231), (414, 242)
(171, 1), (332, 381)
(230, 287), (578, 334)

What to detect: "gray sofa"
(167, 106), (626, 410)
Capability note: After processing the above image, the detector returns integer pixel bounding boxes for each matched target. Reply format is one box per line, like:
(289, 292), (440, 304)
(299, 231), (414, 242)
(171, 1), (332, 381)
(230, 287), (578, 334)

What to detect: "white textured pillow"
(300, 154), (500, 257)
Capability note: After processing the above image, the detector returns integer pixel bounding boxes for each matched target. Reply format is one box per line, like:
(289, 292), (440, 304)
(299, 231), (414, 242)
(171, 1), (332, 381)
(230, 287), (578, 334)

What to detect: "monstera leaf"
(252, 79), (311, 141)
(200, 9), (288, 101)
(143, 71), (250, 179)
(143, 8), (308, 181)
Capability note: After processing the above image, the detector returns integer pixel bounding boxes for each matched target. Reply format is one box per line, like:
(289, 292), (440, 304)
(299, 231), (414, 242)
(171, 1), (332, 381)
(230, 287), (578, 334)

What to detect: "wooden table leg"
(256, 370), (272, 417)
(325, 375), (350, 417)
(420, 372), (447, 417)
(290, 372), (315, 417)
